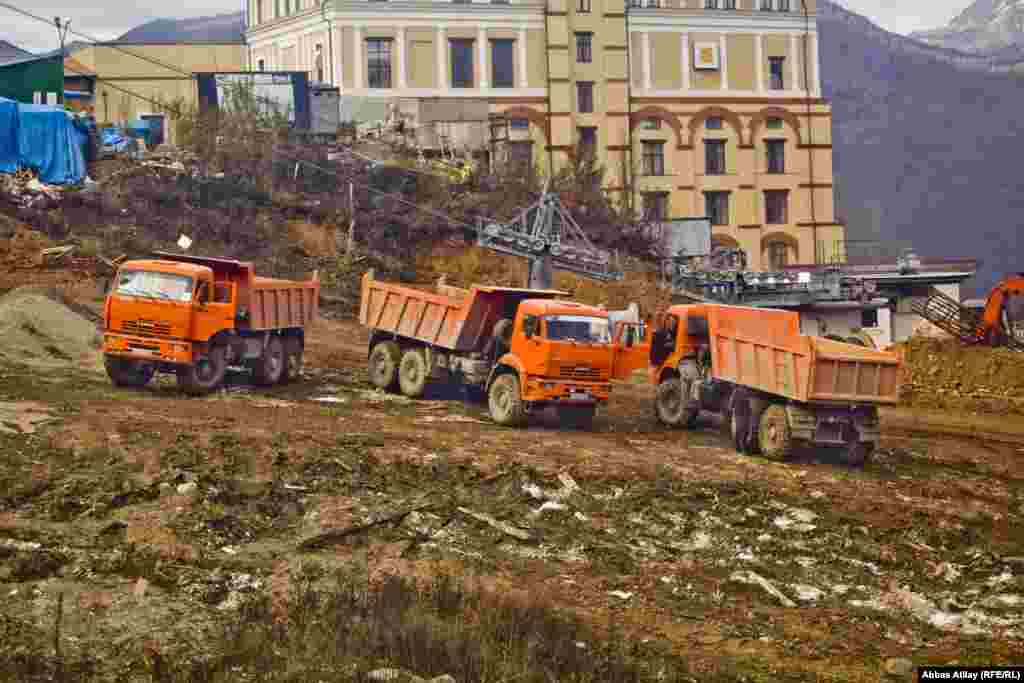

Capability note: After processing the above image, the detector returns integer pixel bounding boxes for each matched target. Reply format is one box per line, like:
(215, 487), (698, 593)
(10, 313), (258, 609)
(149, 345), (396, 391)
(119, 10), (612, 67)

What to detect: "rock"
(1001, 556), (1024, 568)
(608, 590), (634, 601)
(176, 482), (199, 497)
(883, 658), (915, 677)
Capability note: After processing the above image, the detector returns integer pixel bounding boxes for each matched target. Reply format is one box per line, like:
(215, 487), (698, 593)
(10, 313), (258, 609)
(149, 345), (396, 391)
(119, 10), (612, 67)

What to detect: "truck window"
(214, 283), (232, 304)
(544, 315), (611, 344)
(115, 270), (194, 302)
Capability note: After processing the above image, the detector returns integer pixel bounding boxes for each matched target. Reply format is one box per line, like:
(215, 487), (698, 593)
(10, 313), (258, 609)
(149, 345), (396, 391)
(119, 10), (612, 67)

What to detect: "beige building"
(246, 0), (843, 269)
(65, 42), (245, 144)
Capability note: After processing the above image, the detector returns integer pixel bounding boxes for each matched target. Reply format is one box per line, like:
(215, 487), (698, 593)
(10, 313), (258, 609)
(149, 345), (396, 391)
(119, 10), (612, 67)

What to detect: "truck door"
(192, 280), (236, 342)
(611, 320), (651, 381)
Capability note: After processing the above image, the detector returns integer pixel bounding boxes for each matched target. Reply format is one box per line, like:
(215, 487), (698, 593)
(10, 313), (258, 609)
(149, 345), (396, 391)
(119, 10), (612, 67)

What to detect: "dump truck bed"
(248, 276), (319, 330)
(707, 304), (901, 405)
(359, 270), (566, 352)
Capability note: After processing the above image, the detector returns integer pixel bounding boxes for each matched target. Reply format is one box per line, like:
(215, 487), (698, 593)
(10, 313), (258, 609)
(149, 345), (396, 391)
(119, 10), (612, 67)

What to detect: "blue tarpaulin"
(101, 127), (129, 153)
(16, 104), (86, 185)
(0, 97), (17, 174)
(0, 97), (87, 185)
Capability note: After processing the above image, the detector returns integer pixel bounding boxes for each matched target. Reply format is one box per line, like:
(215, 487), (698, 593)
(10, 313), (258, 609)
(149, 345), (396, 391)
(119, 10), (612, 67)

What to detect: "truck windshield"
(544, 315), (611, 344)
(114, 270), (194, 302)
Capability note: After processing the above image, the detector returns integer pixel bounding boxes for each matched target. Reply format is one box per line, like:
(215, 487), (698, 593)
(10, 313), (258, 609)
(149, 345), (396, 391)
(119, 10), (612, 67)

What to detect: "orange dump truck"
(103, 252), (318, 394)
(615, 303), (903, 465)
(360, 270), (616, 428)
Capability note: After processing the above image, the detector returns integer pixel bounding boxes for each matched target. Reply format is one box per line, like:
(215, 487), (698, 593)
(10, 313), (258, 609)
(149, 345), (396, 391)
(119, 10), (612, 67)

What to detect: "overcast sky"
(2, 1), (974, 53)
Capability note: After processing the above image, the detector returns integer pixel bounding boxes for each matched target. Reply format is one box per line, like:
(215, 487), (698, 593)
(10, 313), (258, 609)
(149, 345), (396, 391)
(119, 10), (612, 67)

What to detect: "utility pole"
(54, 17), (70, 107)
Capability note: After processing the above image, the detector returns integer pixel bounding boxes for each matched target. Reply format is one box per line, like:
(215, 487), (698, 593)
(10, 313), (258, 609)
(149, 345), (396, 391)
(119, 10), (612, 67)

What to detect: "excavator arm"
(979, 275), (1024, 346)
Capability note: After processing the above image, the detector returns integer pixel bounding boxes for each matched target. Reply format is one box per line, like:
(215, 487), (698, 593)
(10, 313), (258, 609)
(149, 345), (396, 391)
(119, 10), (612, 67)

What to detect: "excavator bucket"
(910, 286), (1024, 351)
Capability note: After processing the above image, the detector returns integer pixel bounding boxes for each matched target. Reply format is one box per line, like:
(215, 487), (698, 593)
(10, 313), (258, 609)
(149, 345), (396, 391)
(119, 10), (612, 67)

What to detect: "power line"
(0, 0), (197, 79)
(281, 154), (478, 231)
(61, 61), (184, 117)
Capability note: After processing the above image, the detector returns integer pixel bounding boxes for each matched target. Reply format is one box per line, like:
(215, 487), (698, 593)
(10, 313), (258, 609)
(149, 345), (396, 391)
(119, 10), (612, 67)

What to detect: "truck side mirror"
(196, 284), (210, 305)
(523, 316), (538, 338)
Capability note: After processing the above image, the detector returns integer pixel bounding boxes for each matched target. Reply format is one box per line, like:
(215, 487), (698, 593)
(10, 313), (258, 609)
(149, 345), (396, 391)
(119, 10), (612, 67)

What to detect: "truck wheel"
(655, 378), (699, 429)
(104, 355), (155, 388)
(731, 398), (752, 454)
(253, 336), (285, 386)
(842, 442), (875, 468)
(758, 404), (795, 461)
(488, 373), (526, 427)
(559, 405), (596, 430)
(282, 350), (303, 384)
(398, 348), (429, 398)
(177, 345), (227, 395)
(368, 341), (400, 391)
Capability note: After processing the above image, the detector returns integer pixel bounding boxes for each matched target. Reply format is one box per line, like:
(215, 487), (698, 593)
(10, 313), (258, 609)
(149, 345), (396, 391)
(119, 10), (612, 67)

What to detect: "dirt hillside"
(899, 336), (1024, 415)
(0, 287), (103, 373)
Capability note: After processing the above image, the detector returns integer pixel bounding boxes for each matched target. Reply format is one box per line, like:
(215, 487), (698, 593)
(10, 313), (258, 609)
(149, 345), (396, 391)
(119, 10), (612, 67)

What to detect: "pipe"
(624, 1), (635, 213)
(801, 0), (818, 262)
(323, 1), (335, 85)
(542, 2), (554, 175)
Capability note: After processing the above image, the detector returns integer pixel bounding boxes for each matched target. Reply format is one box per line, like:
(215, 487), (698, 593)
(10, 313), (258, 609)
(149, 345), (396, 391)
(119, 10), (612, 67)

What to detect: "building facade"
(63, 43), (245, 144)
(246, 0), (843, 270)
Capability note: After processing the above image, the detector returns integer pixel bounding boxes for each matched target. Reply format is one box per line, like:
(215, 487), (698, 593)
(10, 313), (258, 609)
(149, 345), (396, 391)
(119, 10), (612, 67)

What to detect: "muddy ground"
(0, 291), (1022, 682)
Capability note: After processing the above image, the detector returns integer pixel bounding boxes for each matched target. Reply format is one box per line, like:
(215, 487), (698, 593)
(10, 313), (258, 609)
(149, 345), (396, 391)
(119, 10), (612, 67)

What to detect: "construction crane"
(476, 185), (623, 289)
(911, 274), (1024, 351)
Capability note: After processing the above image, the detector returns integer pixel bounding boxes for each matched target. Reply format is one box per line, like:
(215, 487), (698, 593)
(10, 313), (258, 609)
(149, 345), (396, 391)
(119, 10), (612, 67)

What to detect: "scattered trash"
(531, 501), (567, 518)
(772, 508), (818, 532)
(729, 570), (796, 608)
(417, 415), (486, 424)
(312, 396), (348, 404)
(791, 585), (825, 603)
(177, 482), (199, 497)
(608, 590), (634, 601)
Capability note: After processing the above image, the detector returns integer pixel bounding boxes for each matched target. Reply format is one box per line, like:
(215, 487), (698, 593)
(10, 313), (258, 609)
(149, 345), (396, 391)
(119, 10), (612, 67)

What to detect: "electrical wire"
(0, 0), (199, 78)
(281, 154), (478, 231)
(62, 63), (185, 117)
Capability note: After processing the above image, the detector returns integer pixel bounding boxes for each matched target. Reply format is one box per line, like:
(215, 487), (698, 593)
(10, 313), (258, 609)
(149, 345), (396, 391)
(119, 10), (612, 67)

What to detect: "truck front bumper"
(522, 377), (611, 404)
(103, 333), (193, 365)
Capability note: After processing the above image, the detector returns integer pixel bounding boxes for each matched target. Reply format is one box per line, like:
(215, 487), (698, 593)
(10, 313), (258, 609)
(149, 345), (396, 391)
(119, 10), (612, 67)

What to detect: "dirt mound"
(899, 335), (1024, 415)
(0, 286), (103, 372)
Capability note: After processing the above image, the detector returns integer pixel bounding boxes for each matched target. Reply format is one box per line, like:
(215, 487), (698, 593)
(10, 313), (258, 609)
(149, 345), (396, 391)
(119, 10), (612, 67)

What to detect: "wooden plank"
(852, 361), (862, 396)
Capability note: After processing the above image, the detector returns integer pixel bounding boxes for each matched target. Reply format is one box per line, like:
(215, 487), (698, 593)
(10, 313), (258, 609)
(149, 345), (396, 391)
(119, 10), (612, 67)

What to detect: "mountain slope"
(0, 40), (32, 65)
(115, 13), (244, 44)
(820, 0), (1024, 295)
(911, 0), (1024, 58)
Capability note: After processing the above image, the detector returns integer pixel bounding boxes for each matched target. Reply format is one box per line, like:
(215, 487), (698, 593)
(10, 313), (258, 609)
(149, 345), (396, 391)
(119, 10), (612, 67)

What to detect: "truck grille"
(558, 365), (601, 381)
(121, 319), (171, 336)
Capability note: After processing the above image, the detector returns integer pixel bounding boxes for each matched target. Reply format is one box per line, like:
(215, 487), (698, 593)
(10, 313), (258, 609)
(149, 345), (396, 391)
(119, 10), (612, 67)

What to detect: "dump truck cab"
(104, 259), (239, 353)
(360, 271), (614, 429)
(103, 252), (318, 395)
(486, 298), (613, 426)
